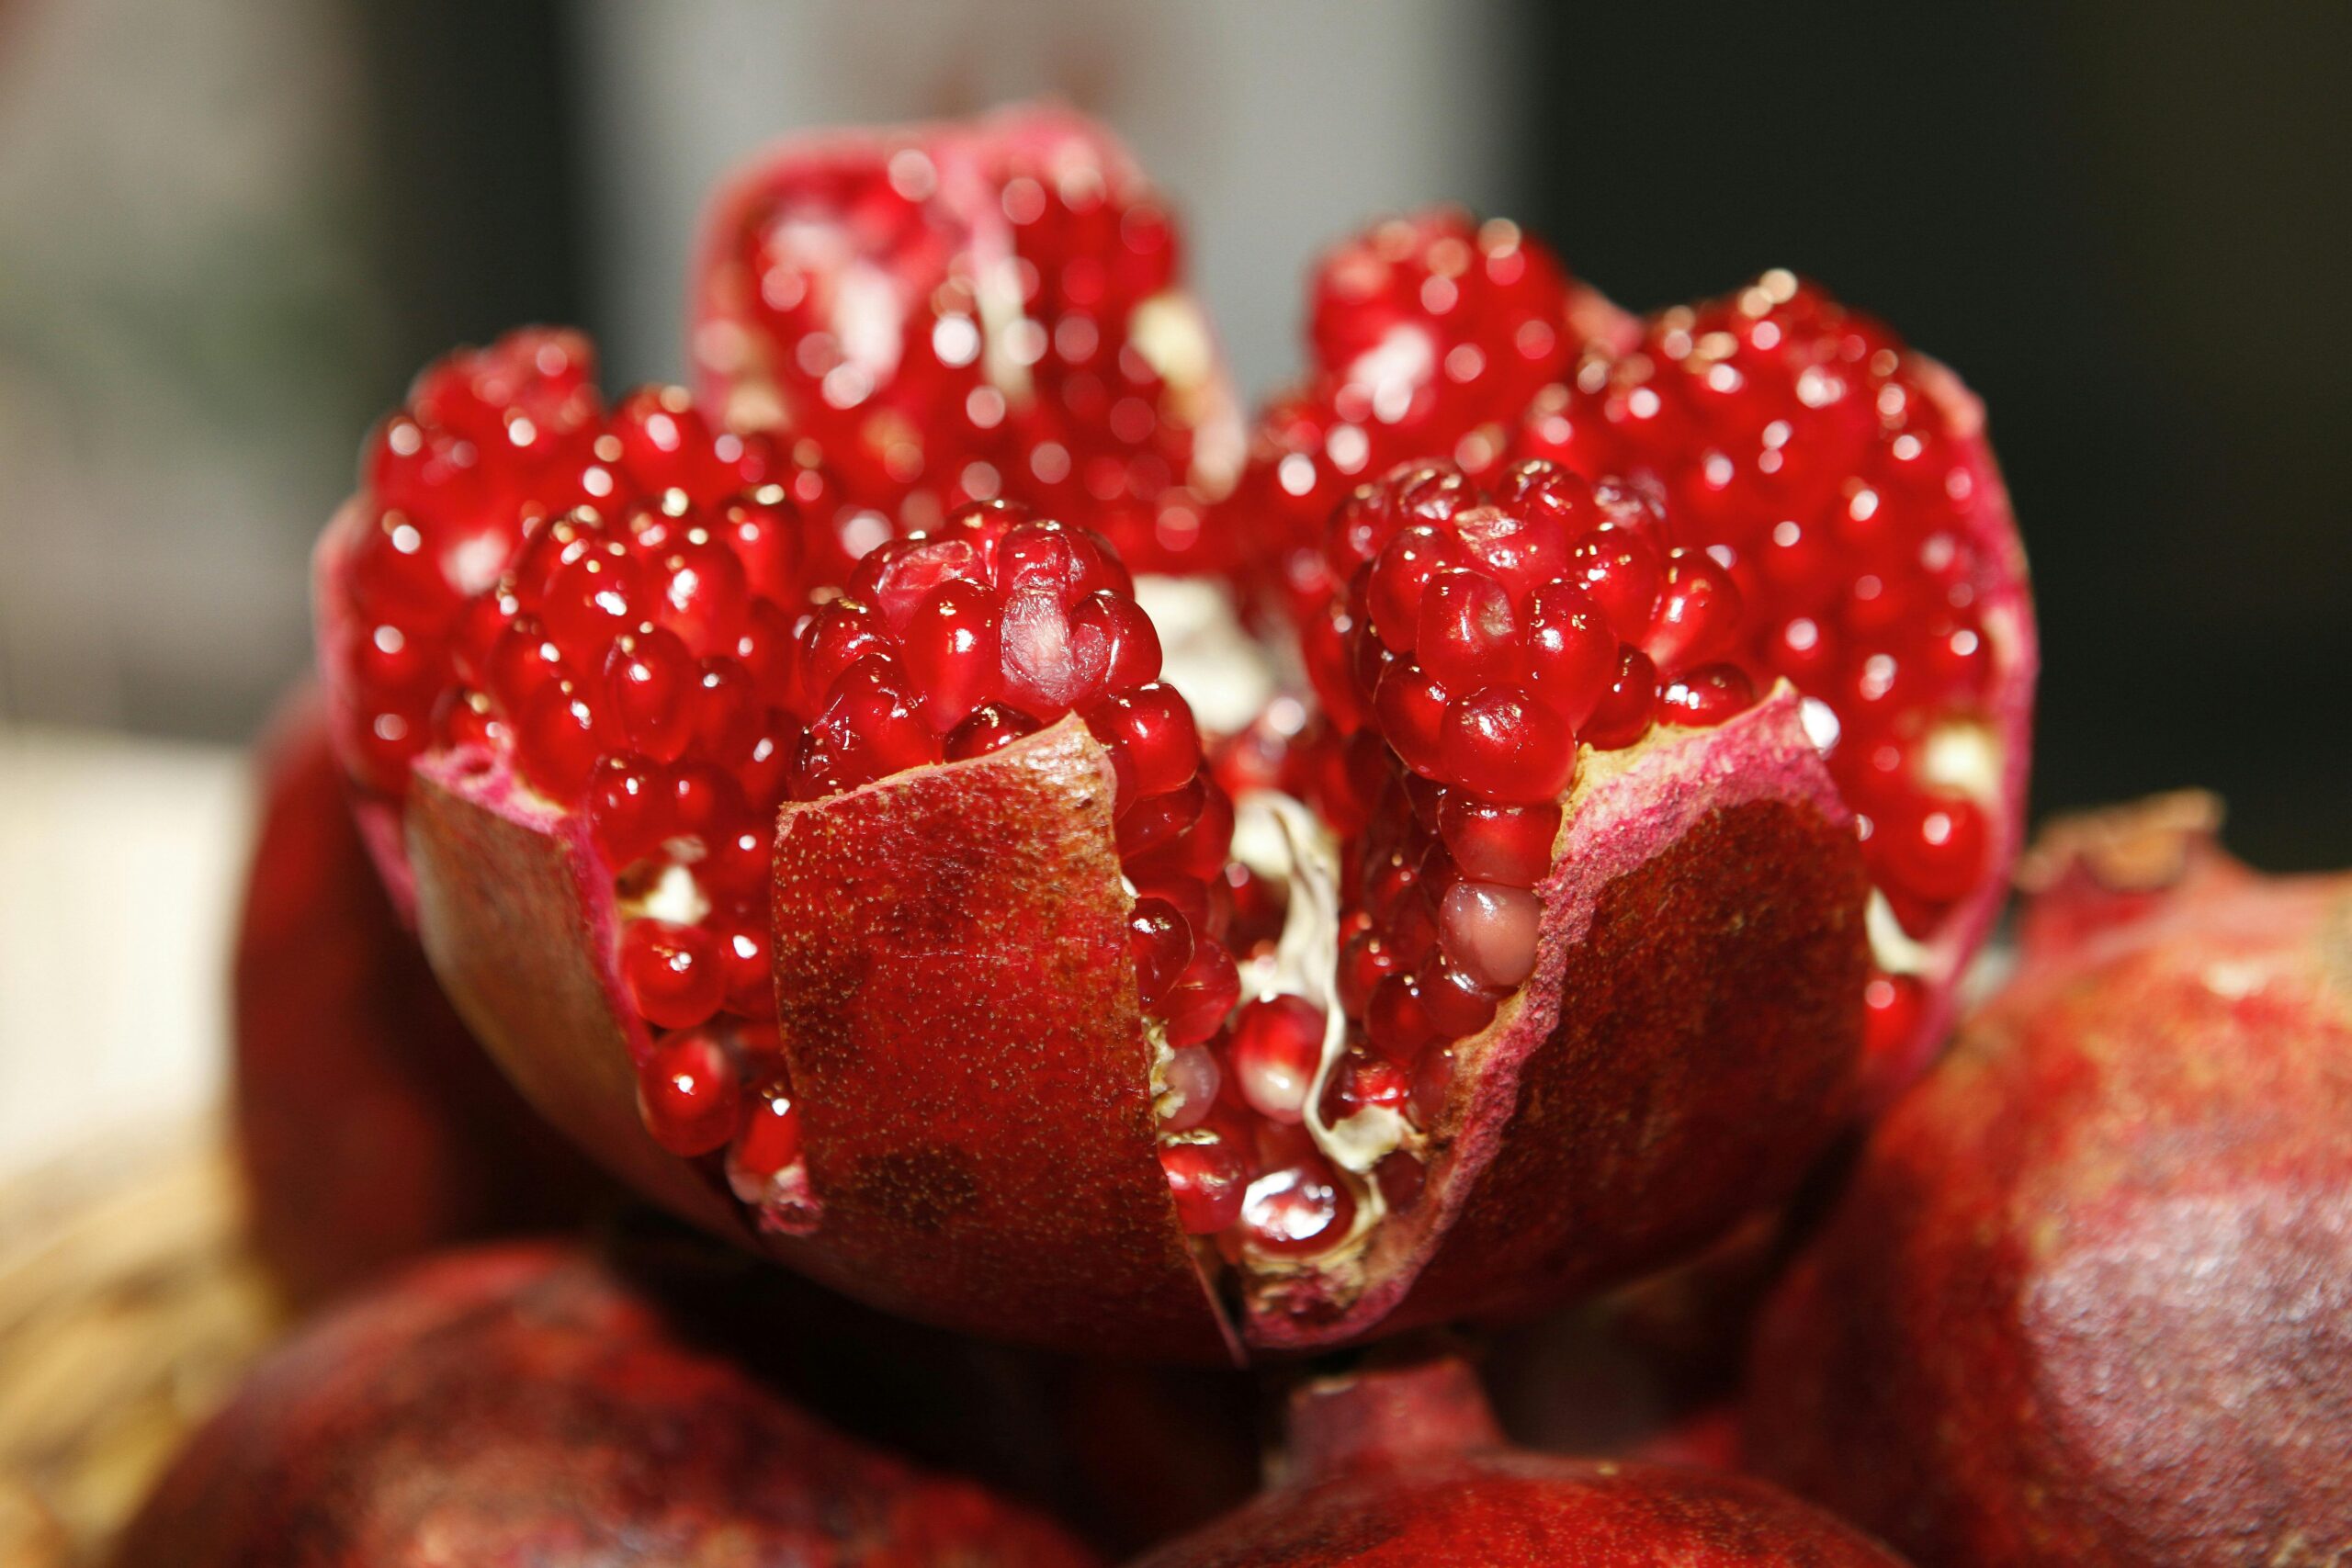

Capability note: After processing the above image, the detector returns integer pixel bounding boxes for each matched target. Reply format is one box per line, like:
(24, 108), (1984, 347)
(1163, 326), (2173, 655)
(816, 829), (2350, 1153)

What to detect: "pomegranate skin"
(232, 690), (597, 1305)
(1127, 1358), (1906, 1568)
(1746, 794), (2352, 1565)
(402, 685), (1866, 1360)
(108, 1241), (1099, 1568)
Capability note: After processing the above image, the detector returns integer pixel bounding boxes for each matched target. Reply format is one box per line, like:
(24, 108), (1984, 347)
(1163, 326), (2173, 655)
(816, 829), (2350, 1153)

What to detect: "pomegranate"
(233, 688), (598, 1305)
(1125, 1354), (1908, 1566)
(320, 320), (1876, 1359)
(692, 103), (1242, 577)
(108, 1242), (1097, 1566)
(1746, 793), (2352, 1565)
(1253, 239), (2035, 1103)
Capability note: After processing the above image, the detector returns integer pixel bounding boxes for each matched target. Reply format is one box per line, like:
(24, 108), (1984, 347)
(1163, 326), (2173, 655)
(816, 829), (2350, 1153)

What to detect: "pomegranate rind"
(1248, 685), (1869, 1350)
(770, 716), (1241, 1363)
(108, 1242), (1100, 1568)
(234, 689), (596, 1304)
(1140, 1359), (1902, 1568)
(404, 748), (751, 1245)
(1747, 821), (2352, 1564)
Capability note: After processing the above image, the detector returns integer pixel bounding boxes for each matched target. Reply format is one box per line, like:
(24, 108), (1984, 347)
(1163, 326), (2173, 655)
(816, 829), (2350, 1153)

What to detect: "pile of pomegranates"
(154, 96), (2337, 1565)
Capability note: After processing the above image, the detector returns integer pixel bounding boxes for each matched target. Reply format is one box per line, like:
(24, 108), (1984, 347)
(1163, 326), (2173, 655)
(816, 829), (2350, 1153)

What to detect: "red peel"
(1747, 794), (2352, 1564)
(1126, 1355), (1908, 1566)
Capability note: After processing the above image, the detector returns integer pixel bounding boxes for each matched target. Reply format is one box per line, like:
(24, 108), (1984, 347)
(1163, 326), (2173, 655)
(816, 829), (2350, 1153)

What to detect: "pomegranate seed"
(1416, 569), (1520, 694)
(1320, 1050), (1412, 1124)
(899, 579), (1002, 734)
(1085, 682), (1200, 802)
(1523, 581), (1615, 728)
(1657, 662), (1758, 728)
(1159, 1044), (1222, 1132)
(1240, 1155), (1355, 1257)
(1440, 881), (1542, 989)
(515, 681), (605, 804)
(588, 753), (664, 866)
(1437, 795), (1558, 888)
(1641, 547), (1744, 673)
(1440, 687), (1577, 804)
(1861, 972), (1924, 1063)
(1566, 523), (1663, 642)
(623, 919), (727, 1031)
(1365, 973), (1438, 1066)
(1417, 954), (1500, 1037)
(1366, 525), (1466, 651)
(650, 529), (752, 656)
(945, 703), (1038, 759)
(1127, 897), (1194, 1008)
(604, 627), (698, 763)
(1228, 996), (1329, 1125)
(1580, 648), (1659, 751)
(1339, 929), (1405, 1015)
(636, 1029), (741, 1156)
(1161, 1139), (1248, 1235)
(1883, 792), (1988, 905)
(1160, 942), (1240, 1047)
(727, 1075), (804, 1190)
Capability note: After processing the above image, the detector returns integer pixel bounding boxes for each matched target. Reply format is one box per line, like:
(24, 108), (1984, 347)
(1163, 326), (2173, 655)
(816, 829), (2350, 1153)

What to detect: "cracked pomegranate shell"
(311, 161), (2035, 1359)
(233, 687), (598, 1305)
(1125, 1355), (1907, 1567)
(692, 102), (1243, 578)
(1746, 794), (2352, 1565)
(109, 1241), (1096, 1567)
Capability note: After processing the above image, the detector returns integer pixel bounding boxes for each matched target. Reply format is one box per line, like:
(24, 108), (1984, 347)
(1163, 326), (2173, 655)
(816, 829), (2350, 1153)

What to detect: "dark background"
(13, 1), (2348, 869)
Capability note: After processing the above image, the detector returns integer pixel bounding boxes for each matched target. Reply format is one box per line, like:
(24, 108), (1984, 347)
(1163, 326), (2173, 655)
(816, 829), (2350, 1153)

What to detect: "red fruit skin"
(232, 690), (597, 1305)
(107, 1242), (1098, 1567)
(1746, 795), (2352, 1565)
(401, 682), (1864, 1361)
(1245, 686), (1868, 1351)
(1126, 1358), (1906, 1567)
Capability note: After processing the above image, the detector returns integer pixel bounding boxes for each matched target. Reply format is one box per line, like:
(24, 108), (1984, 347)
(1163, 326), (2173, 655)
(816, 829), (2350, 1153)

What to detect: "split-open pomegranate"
(691, 103), (1241, 578)
(1249, 232), (2035, 1102)
(315, 136), (2033, 1359)
(1122, 1354), (1909, 1566)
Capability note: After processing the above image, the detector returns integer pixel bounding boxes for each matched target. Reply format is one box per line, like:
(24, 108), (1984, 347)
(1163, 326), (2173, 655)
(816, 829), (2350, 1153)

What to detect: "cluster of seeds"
(717, 127), (1230, 575)
(1303, 457), (1755, 1109)
(1510, 270), (2008, 1046)
(328, 330), (844, 1216)
(1236, 212), (1587, 619)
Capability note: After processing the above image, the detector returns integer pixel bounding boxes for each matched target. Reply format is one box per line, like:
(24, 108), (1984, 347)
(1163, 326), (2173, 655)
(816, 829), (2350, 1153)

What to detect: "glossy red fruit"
(108, 1243), (1097, 1567)
(1512, 270), (2036, 1102)
(232, 690), (598, 1306)
(1233, 209), (1636, 622)
(1126, 1355), (1909, 1566)
(693, 103), (1243, 577)
(1747, 794), (2352, 1565)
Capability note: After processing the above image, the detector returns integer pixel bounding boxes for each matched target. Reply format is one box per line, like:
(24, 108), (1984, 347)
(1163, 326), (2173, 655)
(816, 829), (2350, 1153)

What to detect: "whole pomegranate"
(693, 103), (1242, 577)
(233, 688), (597, 1305)
(312, 159), (2030, 1359)
(1125, 1355), (1907, 1566)
(1746, 794), (2352, 1564)
(108, 1241), (1098, 1567)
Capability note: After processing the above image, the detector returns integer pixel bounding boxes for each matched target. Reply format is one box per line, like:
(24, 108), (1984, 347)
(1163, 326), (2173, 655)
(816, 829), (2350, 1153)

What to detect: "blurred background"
(0, 0), (2346, 1161)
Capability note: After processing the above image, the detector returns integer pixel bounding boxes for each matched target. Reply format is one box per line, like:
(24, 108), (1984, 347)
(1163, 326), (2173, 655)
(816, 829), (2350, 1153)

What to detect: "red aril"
(692, 104), (1242, 578)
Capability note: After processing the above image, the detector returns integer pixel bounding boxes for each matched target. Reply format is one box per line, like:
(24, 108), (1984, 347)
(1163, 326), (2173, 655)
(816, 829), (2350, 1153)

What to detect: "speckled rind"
(107, 1243), (1100, 1568)
(1247, 684), (1870, 1350)
(1748, 829), (2352, 1565)
(770, 715), (1241, 1364)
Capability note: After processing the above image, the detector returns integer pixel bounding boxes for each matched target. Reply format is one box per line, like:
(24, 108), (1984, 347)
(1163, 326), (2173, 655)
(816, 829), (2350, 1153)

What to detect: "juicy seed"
(1228, 996), (1329, 1125)
(1240, 1154), (1356, 1257)
(1162, 1139), (1249, 1235)
(637, 1030), (741, 1156)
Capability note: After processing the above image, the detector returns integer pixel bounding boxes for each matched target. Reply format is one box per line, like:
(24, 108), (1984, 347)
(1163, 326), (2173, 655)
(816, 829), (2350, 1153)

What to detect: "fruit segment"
(694, 104), (1243, 578)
